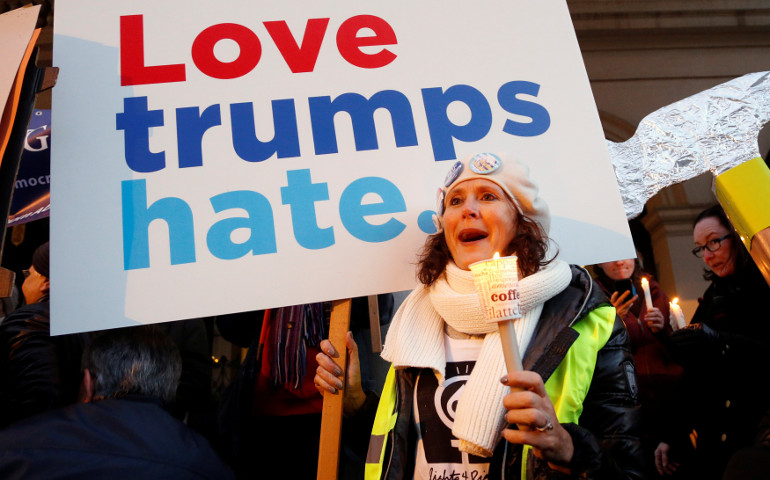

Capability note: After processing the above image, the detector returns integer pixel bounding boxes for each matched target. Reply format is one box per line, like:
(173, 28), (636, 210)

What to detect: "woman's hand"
(654, 442), (678, 475)
(643, 307), (665, 333)
(610, 290), (637, 318)
(500, 371), (574, 468)
(314, 331), (366, 416)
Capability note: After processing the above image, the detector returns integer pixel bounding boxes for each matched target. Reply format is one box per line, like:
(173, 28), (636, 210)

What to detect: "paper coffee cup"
(469, 254), (522, 322)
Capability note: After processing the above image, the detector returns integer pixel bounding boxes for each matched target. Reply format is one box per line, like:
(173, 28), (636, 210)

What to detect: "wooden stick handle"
(317, 298), (352, 480)
(368, 295), (382, 353)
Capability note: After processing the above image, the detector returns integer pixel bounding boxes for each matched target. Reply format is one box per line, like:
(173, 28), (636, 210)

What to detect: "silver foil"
(606, 71), (770, 219)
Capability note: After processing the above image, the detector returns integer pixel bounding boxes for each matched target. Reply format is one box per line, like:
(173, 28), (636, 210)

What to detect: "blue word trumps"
(116, 80), (550, 171)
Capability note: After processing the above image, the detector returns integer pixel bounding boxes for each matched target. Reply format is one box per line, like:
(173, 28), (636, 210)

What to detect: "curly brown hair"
(416, 210), (553, 286)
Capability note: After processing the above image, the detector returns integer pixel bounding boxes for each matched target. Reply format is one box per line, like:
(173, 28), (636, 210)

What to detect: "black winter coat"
(663, 264), (770, 479)
(0, 395), (235, 479)
(0, 297), (88, 427)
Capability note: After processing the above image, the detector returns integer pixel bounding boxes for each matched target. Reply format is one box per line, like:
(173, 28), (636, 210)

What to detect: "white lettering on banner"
(15, 175), (50, 189)
(25, 124), (50, 152)
(8, 205), (51, 225)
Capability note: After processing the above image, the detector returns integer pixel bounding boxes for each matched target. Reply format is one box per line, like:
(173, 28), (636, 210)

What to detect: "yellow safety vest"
(365, 305), (616, 480)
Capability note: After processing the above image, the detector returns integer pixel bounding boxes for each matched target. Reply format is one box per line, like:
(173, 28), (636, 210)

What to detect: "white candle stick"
(498, 319), (523, 374)
(640, 277), (654, 311)
(669, 298), (686, 330)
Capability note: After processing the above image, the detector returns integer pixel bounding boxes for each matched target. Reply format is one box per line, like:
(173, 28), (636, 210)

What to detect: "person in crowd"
(315, 152), (644, 479)
(0, 325), (234, 479)
(217, 295), (393, 479)
(654, 204), (770, 479)
(593, 257), (684, 477)
(0, 241), (88, 427)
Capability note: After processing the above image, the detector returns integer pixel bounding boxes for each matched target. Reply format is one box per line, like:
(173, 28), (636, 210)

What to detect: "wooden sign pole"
(317, 298), (352, 480)
(368, 295), (382, 353)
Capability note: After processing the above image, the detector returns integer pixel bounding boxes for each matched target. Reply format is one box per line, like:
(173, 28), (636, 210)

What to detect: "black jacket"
(350, 266), (644, 479)
(0, 297), (88, 428)
(0, 395), (234, 479)
(663, 263), (770, 478)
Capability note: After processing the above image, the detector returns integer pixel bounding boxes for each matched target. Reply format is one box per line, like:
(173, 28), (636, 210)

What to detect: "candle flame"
(672, 297), (679, 305)
(493, 252), (500, 260)
(641, 277), (649, 286)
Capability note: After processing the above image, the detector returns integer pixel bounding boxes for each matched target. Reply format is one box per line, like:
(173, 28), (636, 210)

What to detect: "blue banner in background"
(8, 109), (50, 226)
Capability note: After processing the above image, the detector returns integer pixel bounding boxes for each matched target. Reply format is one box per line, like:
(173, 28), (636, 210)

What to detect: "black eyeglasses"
(692, 234), (731, 257)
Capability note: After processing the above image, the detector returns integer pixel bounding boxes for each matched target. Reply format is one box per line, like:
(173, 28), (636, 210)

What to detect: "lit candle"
(640, 277), (654, 311)
(469, 252), (523, 375)
(670, 298), (686, 330)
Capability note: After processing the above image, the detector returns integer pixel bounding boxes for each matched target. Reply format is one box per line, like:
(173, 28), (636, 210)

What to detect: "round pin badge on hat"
(435, 188), (446, 216)
(444, 160), (464, 187)
(469, 153), (502, 174)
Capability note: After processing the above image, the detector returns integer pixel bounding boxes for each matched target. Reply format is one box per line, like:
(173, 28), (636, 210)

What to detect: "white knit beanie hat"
(434, 152), (550, 234)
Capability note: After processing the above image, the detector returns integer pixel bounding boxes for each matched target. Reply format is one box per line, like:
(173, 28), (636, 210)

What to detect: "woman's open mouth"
(458, 229), (488, 244)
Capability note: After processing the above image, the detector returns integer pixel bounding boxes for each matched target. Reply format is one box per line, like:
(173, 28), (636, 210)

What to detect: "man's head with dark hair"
(31, 242), (50, 279)
(81, 326), (182, 405)
(22, 242), (50, 304)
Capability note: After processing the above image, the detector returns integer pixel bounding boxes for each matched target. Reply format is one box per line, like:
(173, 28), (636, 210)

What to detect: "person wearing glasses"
(654, 205), (770, 480)
(0, 242), (88, 428)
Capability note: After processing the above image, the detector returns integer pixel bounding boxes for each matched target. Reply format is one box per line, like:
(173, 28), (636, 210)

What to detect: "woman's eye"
(481, 192), (497, 201)
(448, 196), (462, 206)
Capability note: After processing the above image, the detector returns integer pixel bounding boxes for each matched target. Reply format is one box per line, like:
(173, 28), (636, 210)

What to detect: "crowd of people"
(314, 153), (770, 480)
(0, 152), (768, 479)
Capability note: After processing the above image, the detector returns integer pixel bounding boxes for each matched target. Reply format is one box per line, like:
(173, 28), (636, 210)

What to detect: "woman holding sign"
(315, 153), (644, 479)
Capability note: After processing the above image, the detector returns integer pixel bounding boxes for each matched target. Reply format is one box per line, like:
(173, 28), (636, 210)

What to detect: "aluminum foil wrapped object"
(607, 71), (770, 219)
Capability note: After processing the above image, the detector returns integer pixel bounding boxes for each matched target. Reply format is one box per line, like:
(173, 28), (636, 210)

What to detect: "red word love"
(120, 14), (398, 86)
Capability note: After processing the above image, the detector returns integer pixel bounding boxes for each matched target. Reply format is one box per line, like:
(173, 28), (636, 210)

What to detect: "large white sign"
(51, 1), (634, 334)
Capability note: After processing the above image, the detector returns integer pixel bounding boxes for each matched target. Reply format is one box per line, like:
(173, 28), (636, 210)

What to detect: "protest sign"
(52, 1), (634, 334)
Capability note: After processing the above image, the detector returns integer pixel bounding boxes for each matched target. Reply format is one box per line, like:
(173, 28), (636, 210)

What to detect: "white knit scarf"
(381, 259), (572, 457)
